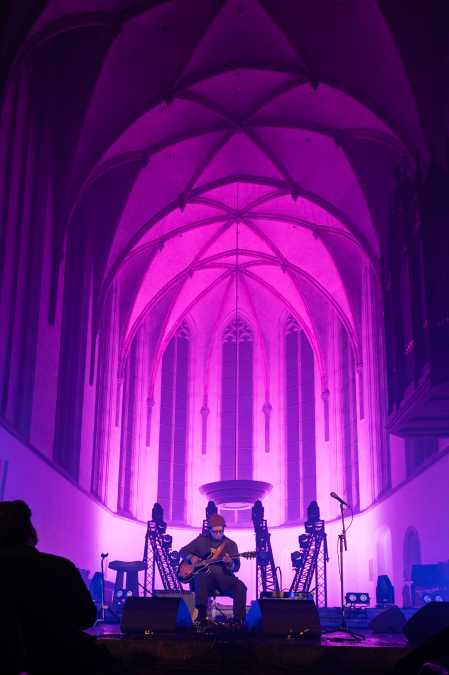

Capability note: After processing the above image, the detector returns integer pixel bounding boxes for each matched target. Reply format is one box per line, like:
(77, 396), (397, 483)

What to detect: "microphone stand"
(323, 502), (364, 642)
(95, 553), (108, 625)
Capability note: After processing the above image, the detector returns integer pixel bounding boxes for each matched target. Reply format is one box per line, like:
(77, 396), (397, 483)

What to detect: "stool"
(208, 589), (226, 620)
(108, 560), (146, 599)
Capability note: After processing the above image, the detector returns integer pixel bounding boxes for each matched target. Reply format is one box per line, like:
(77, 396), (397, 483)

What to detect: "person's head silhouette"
(0, 500), (38, 548)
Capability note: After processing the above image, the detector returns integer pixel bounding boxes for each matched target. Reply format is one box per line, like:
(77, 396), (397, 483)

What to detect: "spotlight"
(376, 574), (395, 607)
(421, 592), (447, 603)
(291, 551), (303, 569)
(345, 592), (370, 606)
(298, 534), (310, 549)
(169, 550), (180, 568)
(113, 588), (135, 615)
(162, 534), (173, 548)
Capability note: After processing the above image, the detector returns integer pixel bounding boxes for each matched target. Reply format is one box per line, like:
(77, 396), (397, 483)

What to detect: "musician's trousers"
(193, 569), (247, 621)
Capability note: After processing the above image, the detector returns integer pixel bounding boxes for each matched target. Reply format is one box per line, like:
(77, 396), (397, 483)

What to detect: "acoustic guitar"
(177, 548), (256, 583)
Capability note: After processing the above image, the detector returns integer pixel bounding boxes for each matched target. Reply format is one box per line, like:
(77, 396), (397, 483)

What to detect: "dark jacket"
(1, 544), (99, 674)
(179, 534), (240, 574)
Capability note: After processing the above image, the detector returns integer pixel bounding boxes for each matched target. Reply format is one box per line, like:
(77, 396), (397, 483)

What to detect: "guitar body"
(177, 556), (203, 583)
(177, 544), (225, 583)
(177, 547), (256, 583)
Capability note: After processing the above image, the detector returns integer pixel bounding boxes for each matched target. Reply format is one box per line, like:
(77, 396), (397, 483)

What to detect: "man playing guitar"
(179, 514), (247, 625)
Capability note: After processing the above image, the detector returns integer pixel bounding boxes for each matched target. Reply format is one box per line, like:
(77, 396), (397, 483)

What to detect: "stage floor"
(90, 621), (411, 675)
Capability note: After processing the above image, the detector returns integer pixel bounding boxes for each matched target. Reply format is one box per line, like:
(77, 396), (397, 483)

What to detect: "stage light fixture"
(169, 550), (180, 567)
(162, 534), (173, 548)
(421, 591), (447, 603)
(291, 551), (303, 569)
(113, 587), (135, 615)
(376, 574), (395, 607)
(345, 592), (370, 606)
(298, 534), (310, 549)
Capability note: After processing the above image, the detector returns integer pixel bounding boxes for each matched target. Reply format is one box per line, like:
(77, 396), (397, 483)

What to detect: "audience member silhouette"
(0, 500), (122, 675)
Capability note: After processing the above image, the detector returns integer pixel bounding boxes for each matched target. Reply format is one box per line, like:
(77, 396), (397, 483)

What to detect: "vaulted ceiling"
(8, 0), (447, 377)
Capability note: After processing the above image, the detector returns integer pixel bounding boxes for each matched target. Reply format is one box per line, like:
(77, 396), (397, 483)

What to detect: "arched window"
(285, 316), (316, 522)
(157, 322), (190, 522)
(117, 339), (138, 516)
(220, 317), (253, 482)
(403, 526), (421, 607)
(403, 526), (421, 581)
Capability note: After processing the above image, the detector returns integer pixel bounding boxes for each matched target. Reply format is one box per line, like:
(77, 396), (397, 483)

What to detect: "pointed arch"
(220, 315), (254, 489)
(157, 320), (191, 523)
(284, 314), (317, 522)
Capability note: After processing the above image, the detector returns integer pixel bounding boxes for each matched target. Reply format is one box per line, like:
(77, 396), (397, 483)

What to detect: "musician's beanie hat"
(208, 513), (226, 528)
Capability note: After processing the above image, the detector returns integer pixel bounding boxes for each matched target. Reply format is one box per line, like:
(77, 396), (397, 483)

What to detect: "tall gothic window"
(220, 317), (253, 482)
(117, 339), (138, 516)
(157, 322), (190, 522)
(285, 316), (316, 522)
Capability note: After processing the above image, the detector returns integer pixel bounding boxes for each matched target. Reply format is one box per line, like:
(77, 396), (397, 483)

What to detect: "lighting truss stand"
(252, 500), (280, 597)
(323, 503), (364, 642)
(143, 521), (156, 596)
(289, 517), (328, 606)
(143, 504), (182, 594)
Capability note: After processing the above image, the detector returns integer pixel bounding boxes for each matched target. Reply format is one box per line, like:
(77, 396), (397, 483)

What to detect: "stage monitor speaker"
(403, 602), (449, 645)
(121, 597), (193, 634)
(152, 590), (196, 618)
(246, 599), (321, 638)
(369, 605), (406, 633)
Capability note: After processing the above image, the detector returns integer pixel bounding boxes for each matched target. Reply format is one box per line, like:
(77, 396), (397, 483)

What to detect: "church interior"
(1, 0), (449, 656)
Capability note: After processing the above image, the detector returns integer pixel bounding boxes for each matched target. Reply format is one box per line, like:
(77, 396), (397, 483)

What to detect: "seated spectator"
(0, 500), (122, 675)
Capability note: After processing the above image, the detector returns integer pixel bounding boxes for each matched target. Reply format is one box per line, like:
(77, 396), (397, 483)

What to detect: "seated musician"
(179, 513), (247, 624)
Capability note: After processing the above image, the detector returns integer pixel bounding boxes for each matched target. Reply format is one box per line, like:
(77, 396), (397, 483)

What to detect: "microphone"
(330, 491), (349, 507)
(101, 552), (109, 559)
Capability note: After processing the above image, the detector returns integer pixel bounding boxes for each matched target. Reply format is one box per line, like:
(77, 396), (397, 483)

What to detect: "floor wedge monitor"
(369, 606), (407, 633)
(246, 598), (321, 638)
(403, 602), (449, 645)
(121, 596), (193, 634)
